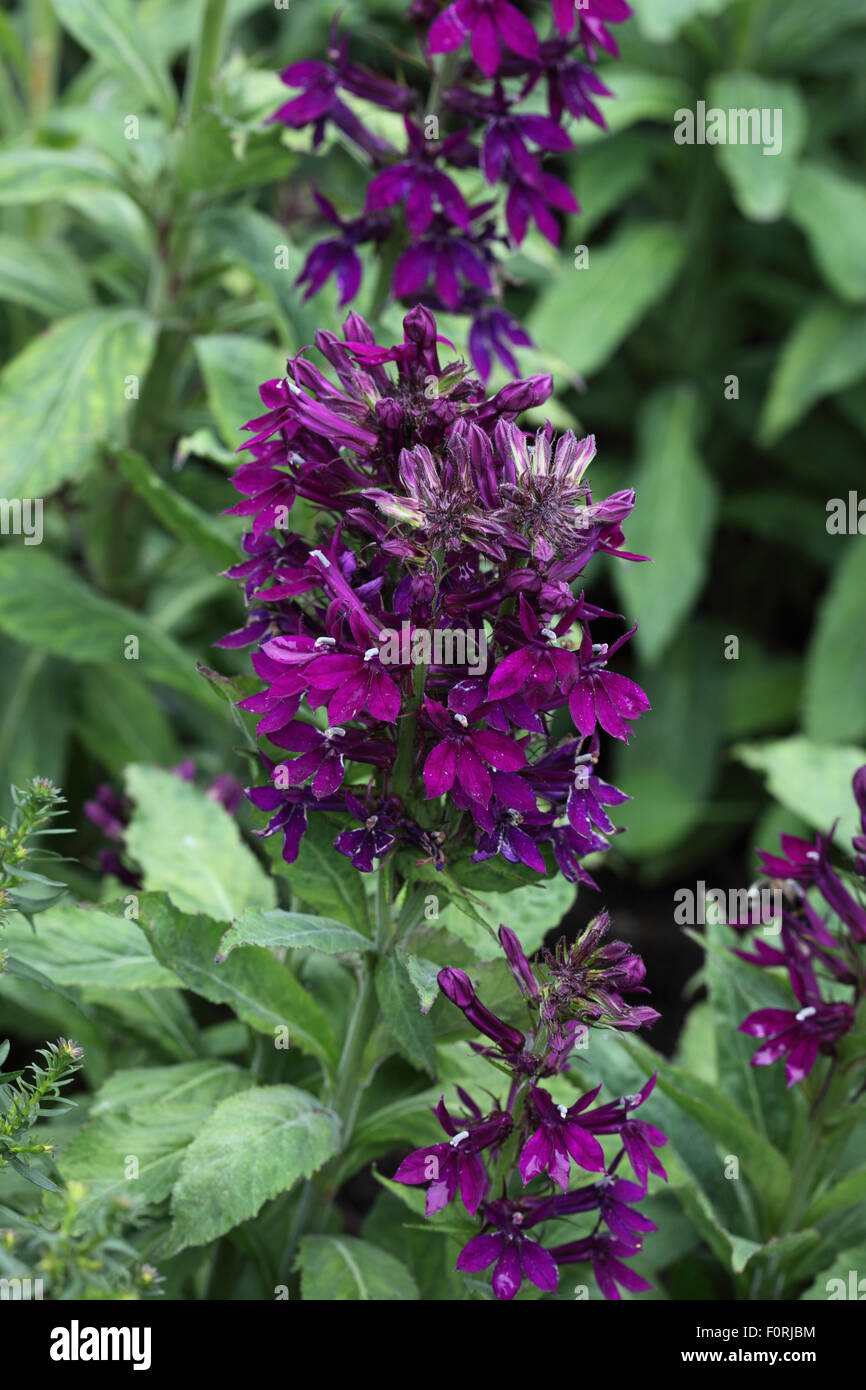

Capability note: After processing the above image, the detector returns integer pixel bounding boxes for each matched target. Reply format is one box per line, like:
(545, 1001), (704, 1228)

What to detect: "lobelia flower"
(519, 1081), (606, 1189)
(428, 0), (539, 78)
(222, 304), (646, 893)
(393, 1092), (512, 1215)
(268, 4), (631, 376)
(739, 1002), (855, 1088)
(549, 1233), (653, 1301)
(419, 926), (664, 1300)
(727, 765), (866, 1087)
(457, 1198), (558, 1299)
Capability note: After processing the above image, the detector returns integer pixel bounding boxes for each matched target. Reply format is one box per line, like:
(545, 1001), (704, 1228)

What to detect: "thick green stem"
(184, 0), (228, 120)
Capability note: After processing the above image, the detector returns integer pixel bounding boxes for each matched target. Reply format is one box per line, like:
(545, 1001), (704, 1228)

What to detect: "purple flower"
(296, 194), (388, 307)
(739, 1002), (855, 1088)
(569, 624), (650, 742)
(519, 1082), (606, 1190)
(438, 967), (525, 1054)
(422, 697), (526, 805)
(583, 1074), (668, 1188)
(428, 0), (539, 79)
(366, 121), (473, 235)
(393, 1093), (511, 1215)
(334, 795), (398, 872)
(550, 1233), (652, 1301)
(393, 225), (493, 311)
(468, 307), (532, 382)
(457, 1199), (557, 1300)
(551, 1175), (658, 1243)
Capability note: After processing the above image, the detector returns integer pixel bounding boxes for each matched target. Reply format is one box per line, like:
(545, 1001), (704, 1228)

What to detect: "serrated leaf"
(217, 909), (370, 961)
(400, 953), (440, 1014)
(0, 904), (176, 990)
(0, 308), (156, 495)
(136, 893), (337, 1068)
(170, 1086), (340, 1252)
(125, 765), (275, 920)
(733, 736), (864, 845)
(375, 955), (436, 1075)
(297, 1234), (419, 1301)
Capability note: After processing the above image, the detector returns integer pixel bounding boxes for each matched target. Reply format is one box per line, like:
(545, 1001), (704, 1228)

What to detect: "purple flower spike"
(429, 1), (539, 79)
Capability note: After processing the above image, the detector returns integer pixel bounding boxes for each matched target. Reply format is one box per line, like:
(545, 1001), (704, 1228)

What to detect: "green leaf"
(707, 72), (807, 221)
(113, 447), (238, 570)
(0, 235), (94, 317)
(527, 223), (685, 379)
(436, 874), (576, 962)
(203, 206), (305, 343)
(175, 113), (288, 195)
(800, 1244), (866, 1299)
(136, 893), (338, 1068)
(621, 1039), (792, 1222)
(59, 1060), (251, 1205)
(217, 909), (370, 962)
(0, 552), (209, 706)
(806, 1172), (866, 1224)
(194, 334), (285, 451)
(375, 955), (436, 1076)
(272, 815), (368, 932)
(757, 0), (866, 69)
(400, 953), (440, 1014)
(613, 625), (723, 860)
(635, 0), (736, 42)
(758, 302), (866, 444)
(50, 0), (176, 120)
(74, 664), (178, 771)
(170, 1086), (340, 1252)
(614, 385), (717, 663)
(125, 765), (275, 920)
(789, 162), (866, 303)
(570, 132), (656, 239)
(733, 736), (865, 845)
(0, 904), (176, 990)
(0, 148), (121, 205)
(0, 642), (70, 807)
(0, 308), (156, 495)
(297, 1234), (419, 1301)
(804, 543), (866, 742)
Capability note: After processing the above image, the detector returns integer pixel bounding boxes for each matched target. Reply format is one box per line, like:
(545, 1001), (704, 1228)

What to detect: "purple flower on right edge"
(730, 765), (866, 1086)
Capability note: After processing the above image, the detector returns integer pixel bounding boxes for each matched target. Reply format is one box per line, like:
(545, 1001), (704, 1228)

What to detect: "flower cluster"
(221, 304), (648, 885)
(277, 2), (632, 378)
(730, 767), (866, 1087)
(393, 917), (665, 1299)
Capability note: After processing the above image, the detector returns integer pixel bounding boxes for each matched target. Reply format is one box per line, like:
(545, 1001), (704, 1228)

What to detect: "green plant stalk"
(184, 0), (228, 121)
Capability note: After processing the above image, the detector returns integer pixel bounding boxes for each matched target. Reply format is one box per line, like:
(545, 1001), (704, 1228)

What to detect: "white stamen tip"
(450, 1129), (469, 1147)
(364, 647), (379, 662)
(557, 1104), (568, 1119)
(454, 713), (468, 727)
(310, 549), (330, 568)
(795, 1006), (817, 1022)
(325, 726), (346, 740)
(314, 636), (336, 648)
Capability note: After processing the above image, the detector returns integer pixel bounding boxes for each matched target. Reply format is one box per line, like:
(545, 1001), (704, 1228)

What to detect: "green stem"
(184, 0), (228, 121)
